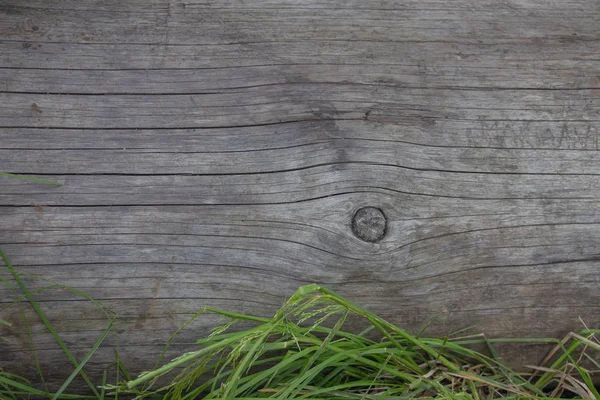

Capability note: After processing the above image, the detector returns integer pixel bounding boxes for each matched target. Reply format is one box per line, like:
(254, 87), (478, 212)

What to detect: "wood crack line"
(3, 84), (600, 96)
(5, 159), (600, 176)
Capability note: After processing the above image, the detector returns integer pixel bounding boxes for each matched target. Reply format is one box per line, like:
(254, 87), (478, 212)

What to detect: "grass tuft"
(1, 249), (598, 399)
(115, 284), (599, 400)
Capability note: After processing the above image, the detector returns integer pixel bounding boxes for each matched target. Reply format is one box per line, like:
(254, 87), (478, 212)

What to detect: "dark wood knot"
(351, 207), (387, 243)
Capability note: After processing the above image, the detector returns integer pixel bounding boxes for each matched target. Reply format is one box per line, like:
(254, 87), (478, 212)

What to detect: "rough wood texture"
(1, 0), (599, 390)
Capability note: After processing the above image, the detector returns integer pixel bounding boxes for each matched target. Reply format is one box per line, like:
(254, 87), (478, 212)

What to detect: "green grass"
(0, 172), (62, 186)
(0, 249), (115, 399)
(1, 249), (599, 399)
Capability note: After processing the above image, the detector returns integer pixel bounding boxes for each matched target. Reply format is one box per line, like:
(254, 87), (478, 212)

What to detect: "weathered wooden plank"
(3, 41), (600, 82)
(2, 88), (600, 128)
(2, 126), (600, 174)
(1, 0), (600, 392)
(2, 0), (599, 44)
(3, 66), (599, 95)
(2, 172), (600, 206)
(2, 120), (599, 151)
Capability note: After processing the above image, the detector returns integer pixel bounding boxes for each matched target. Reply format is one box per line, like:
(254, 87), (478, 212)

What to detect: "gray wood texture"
(1, 0), (599, 390)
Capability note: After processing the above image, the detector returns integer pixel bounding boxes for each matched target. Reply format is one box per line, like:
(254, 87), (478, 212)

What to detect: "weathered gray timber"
(0, 0), (599, 390)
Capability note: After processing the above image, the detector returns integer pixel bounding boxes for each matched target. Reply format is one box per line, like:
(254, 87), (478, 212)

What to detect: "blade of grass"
(219, 326), (277, 398)
(292, 284), (461, 371)
(117, 359), (131, 382)
(274, 351), (354, 399)
(0, 248), (100, 397)
(447, 371), (535, 398)
(52, 317), (115, 400)
(534, 332), (596, 389)
(126, 325), (268, 389)
(230, 347), (319, 397)
(100, 369), (107, 400)
(298, 310), (349, 378)
(571, 367), (599, 399)
(0, 375), (96, 399)
(0, 267), (51, 391)
(0, 172), (63, 185)
(361, 353), (393, 400)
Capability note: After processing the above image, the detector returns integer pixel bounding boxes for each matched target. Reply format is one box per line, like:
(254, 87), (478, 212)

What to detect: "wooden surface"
(1, 0), (600, 389)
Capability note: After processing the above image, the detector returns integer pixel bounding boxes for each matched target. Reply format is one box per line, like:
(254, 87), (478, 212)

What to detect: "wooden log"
(1, 0), (599, 391)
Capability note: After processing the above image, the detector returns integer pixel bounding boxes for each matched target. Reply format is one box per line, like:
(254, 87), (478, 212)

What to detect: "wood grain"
(1, 0), (599, 391)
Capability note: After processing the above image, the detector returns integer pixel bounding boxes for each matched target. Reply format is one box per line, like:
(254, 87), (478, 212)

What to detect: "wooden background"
(1, 0), (599, 389)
